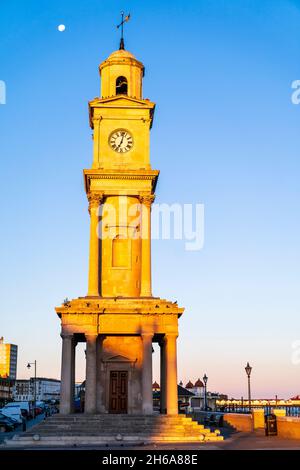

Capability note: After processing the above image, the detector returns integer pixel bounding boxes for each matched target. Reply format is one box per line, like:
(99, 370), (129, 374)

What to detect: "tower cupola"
(99, 49), (144, 99)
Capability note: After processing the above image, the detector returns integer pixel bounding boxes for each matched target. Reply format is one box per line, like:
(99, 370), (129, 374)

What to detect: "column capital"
(141, 332), (154, 338)
(60, 333), (73, 341)
(85, 333), (98, 341)
(165, 333), (178, 339)
(88, 192), (104, 213)
(139, 194), (155, 207)
(159, 334), (178, 347)
(97, 334), (107, 341)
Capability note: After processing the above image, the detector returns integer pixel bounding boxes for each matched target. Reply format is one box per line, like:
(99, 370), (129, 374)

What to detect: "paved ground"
(137, 430), (300, 450)
(1, 428), (300, 450)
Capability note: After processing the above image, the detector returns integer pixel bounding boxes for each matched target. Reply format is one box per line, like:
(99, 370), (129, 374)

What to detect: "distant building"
(14, 379), (29, 401)
(152, 382), (195, 412)
(191, 379), (205, 397)
(13, 378), (61, 402)
(0, 337), (17, 405)
(183, 379), (228, 411)
(178, 384), (195, 412)
(0, 337), (18, 380)
(0, 377), (14, 406)
(152, 381), (160, 392)
(184, 379), (205, 397)
(185, 380), (194, 390)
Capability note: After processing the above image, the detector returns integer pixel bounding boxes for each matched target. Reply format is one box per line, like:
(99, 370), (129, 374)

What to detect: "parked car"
(7, 401), (34, 419)
(34, 406), (43, 416)
(36, 401), (45, 410)
(0, 414), (17, 432)
(0, 413), (18, 429)
(0, 404), (23, 424)
(12, 401), (33, 418)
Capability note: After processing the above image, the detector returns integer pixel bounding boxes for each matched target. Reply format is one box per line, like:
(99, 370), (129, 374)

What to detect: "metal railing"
(215, 404), (300, 417)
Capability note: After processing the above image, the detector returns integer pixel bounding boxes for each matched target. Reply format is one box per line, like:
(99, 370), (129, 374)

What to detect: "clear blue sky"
(0, 0), (300, 399)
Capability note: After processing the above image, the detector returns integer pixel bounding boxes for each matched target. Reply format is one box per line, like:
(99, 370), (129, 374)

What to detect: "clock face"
(109, 130), (133, 153)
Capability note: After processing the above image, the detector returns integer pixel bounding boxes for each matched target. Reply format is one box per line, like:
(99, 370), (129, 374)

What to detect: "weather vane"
(117, 11), (131, 50)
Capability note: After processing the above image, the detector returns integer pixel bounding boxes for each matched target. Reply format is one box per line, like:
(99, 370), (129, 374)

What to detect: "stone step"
(23, 434), (208, 439)
(26, 427), (208, 434)
(3, 415), (224, 447)
(37, 424), (198, 430)
(24, 426), (212, 434)
(22, 433), (213, 439)
(40, 421), (195, 427)
(6, 434), (223, 446)
(34, 422), (204, 428)
(22, 430), (215, 437)
(48, 414), (194, 419)
(46, 417), (194, 423)
(37, 430), (204, 436)
(25, 424), (211, 431)
(5, 436), (221, 447)
(47, 413), (192, 421)
(34, 421), (201, 428)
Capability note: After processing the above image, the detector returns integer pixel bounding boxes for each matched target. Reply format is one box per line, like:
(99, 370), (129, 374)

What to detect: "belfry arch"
(116, 76), (128, 95)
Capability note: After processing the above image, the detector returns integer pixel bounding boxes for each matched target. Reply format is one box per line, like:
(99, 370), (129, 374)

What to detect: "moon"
(58, 24), (66, 32)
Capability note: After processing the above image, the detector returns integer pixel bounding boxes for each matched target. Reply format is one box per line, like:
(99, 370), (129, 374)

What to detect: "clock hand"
(117, 134), (125, 149)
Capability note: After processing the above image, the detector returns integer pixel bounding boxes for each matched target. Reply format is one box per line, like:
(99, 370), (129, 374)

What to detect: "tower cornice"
(83, 169), (159, 194)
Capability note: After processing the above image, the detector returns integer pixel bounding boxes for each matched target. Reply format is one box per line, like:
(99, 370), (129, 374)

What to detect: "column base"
(166, 409), (178, 415)
(59, 406), (72, 415)
(142, 405), (153, 415)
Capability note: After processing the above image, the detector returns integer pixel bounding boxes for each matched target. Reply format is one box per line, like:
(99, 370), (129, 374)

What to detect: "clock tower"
(56, 46), (184, 416)
(86, 48), (158, 299)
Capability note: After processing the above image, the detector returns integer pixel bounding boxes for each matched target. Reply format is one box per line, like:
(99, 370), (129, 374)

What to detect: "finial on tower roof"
(117, 11), (131, 50)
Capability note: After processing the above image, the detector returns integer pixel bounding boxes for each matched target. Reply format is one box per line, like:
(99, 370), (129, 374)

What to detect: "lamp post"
(27, 360), (37, 418)
(245, 362), (252, 413)
(203, 373), (208, 411)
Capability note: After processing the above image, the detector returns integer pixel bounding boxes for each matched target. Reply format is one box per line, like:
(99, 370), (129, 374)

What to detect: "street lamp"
(203, 373), (208, 411)
(245, 362), (252, 413)
(27, 360), (37, 418)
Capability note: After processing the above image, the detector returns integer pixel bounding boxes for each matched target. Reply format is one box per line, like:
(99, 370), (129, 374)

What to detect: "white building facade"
(13, 378), (61, 402)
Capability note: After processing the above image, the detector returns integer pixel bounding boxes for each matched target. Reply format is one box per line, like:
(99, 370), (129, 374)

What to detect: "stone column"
(140, 195), (155, 297)
(85, 334), (98, 414)
(165, 334), (178, 415)
(159, 338), (166, 414)
(87, 193), (103, 297)
(60, 334), (74, 415)
(70, 337), (77, 413)
(96, 335), (105, 413)
(141, 333), (153, 415)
